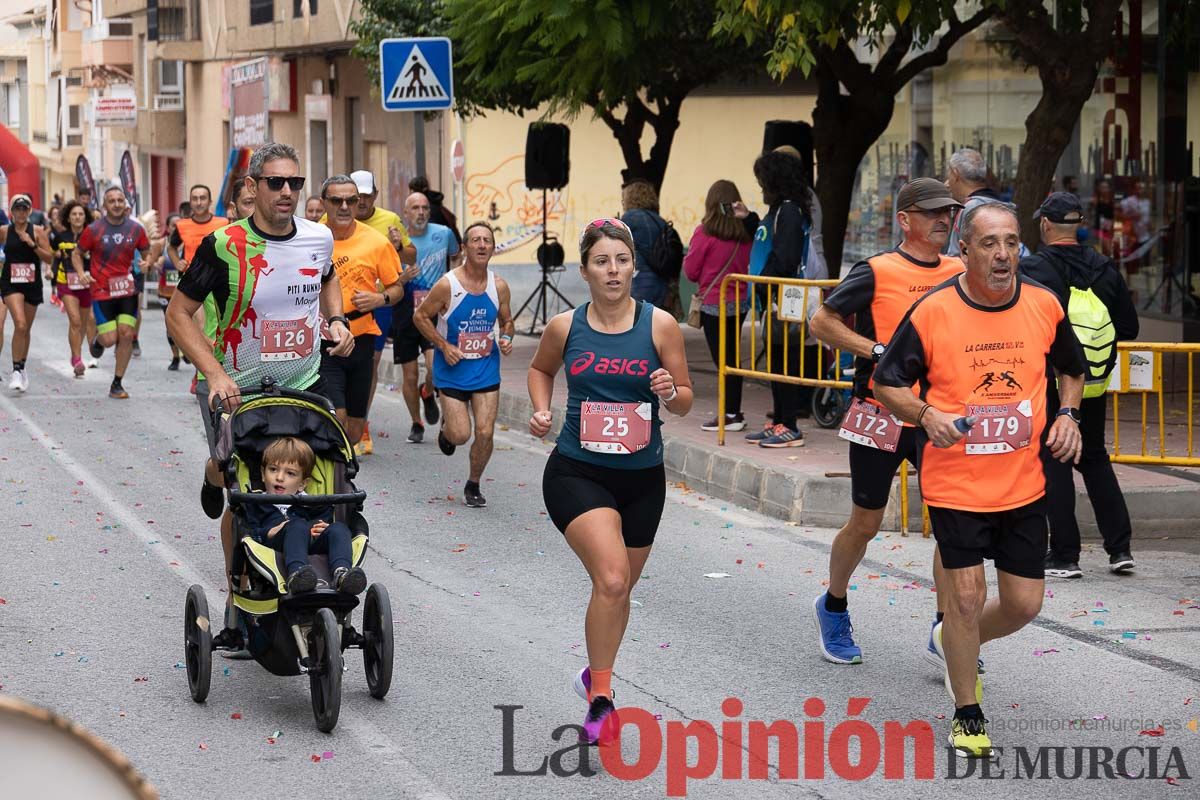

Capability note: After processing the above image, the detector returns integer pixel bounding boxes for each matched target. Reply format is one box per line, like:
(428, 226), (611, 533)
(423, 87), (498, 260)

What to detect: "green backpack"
(1067, 285), (1116, 398)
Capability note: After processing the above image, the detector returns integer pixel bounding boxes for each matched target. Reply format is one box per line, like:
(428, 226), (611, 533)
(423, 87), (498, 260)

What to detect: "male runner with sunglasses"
(167, 141), (354, 655)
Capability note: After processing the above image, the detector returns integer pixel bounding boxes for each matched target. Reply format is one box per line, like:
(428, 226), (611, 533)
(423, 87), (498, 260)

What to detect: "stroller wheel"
(362, 583), (394, 700)
(184, 585), (213, 703)
(812, 387), (848, 429)
(309, 608), (343, 733)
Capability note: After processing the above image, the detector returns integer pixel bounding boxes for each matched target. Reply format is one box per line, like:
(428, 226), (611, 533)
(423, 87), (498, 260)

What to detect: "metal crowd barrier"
(714, 274), (926, 536)
(1109, 342), (1198, 467)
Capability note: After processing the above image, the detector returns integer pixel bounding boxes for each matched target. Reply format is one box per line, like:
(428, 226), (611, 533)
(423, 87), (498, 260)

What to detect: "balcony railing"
(153, 93), (184, 111)
(157, 0), (202, 42)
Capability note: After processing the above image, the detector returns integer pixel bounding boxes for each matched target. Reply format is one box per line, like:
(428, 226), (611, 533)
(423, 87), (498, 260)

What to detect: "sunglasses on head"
(578, 217), (632, 248)
(256, 176), (306, 192)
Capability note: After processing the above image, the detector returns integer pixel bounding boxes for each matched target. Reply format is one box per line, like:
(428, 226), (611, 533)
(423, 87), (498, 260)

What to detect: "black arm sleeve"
(763, 202), (806, 279)
(175, 235), (224, 302)
(170, 229), (183, 248)
(873, 314), (928, 388)
(1048, 314), (1086, 377)
(821, 260), (875, 316)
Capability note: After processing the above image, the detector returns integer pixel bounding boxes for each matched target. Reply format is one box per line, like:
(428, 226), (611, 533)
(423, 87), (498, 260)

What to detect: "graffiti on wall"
(463, 151), (708, 261)
(464, 153), (569, 254)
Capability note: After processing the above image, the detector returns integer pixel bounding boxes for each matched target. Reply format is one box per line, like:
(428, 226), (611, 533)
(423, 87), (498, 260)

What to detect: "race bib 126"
(261, 318), (314, 362)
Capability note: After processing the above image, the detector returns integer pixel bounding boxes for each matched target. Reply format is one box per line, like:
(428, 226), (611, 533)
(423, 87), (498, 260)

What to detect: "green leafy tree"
(716, 1), (995, 273)
(353, 0), (769, 191)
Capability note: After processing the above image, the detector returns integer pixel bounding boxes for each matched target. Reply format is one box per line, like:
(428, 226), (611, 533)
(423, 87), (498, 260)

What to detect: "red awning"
(0, 124), (41, 209)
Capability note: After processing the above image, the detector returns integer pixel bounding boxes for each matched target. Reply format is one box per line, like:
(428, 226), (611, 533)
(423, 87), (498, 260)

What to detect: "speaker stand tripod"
(514, 189), (574, 335)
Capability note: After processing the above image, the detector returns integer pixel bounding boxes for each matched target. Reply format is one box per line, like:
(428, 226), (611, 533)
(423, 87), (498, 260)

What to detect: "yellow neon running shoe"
(932, 622), (983, 704)
(949, 714), (992, 758)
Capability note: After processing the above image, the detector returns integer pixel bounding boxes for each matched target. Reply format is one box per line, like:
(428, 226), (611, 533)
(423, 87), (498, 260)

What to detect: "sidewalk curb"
(376, 361), (1198, 536)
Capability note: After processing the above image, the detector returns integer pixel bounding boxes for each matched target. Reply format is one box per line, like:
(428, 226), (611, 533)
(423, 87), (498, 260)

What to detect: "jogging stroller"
(182, 378), (393, 732)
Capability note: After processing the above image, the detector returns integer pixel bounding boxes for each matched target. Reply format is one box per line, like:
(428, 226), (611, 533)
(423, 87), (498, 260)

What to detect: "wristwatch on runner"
(871, 343), (886, 363)
(1055, 407), (1082, 424)
(328, 315), (350, 330)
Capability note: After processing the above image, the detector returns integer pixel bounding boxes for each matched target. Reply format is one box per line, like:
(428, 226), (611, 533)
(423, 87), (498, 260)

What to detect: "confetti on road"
(1033, 648), (1060, 656)
(704, 573), (732, 579)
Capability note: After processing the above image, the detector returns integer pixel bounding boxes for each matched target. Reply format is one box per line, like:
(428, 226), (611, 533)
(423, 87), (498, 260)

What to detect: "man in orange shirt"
(808, 177), (964, 666)
(168, 185), (228, 375)
(319, 175), (404, 445)
(874, 203), (1084, 758)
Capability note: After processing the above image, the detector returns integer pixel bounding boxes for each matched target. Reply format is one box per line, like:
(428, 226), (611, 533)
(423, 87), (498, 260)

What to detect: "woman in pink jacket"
(683, 180), (758, 432)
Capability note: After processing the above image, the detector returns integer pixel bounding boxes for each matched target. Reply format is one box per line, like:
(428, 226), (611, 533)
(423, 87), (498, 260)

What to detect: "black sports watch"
(328, 315), (351, 329)
(1056, 407), (1082, 424)
(870, 343), (886, 363)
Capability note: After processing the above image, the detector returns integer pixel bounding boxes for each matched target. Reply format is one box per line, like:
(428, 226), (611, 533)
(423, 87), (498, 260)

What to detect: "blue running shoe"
(759, 424), (805, 448)
(811, 593), (862, 664)
(926, 618), (985, 674)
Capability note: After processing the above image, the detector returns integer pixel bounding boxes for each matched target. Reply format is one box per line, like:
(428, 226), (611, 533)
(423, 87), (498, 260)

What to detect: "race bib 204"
(457, 331), (494, 360)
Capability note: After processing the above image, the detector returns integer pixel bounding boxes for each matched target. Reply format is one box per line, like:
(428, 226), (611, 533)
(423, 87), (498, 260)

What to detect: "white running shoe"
(9, 370), (26, 392)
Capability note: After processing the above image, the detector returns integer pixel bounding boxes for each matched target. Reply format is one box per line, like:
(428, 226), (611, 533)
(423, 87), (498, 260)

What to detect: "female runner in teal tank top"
(527, 218), (693, 744)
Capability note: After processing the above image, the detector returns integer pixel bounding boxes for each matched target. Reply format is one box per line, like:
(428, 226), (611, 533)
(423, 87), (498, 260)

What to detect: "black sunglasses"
(323, 195), (357, 207)
(256, 176), (306, 191)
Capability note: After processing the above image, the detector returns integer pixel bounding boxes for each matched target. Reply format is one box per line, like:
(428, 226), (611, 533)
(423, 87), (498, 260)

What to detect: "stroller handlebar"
(212, 378), (337, 418)
(228, 490), (367, 507)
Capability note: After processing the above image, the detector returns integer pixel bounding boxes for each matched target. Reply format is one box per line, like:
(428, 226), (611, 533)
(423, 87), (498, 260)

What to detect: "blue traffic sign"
(379, 37), (454, 112)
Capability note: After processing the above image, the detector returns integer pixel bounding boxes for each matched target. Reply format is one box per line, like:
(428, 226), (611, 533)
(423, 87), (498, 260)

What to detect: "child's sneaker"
(333, 566), (367, 595)
(287, 565), (318, 594)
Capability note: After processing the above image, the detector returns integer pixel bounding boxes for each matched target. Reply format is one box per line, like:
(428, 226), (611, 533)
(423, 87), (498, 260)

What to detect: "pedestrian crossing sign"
(379, 37), (454, 112)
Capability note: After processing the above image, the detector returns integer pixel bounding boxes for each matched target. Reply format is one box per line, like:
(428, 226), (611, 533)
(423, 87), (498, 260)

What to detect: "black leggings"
(700, 309), (744, 414)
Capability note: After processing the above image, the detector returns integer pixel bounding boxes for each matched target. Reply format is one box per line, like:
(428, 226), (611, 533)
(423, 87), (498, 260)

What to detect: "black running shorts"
(928, 498), (1048, 580)
(319, 334), (376, 418)
(392, 320), (434, 364)
(848, 425), (922, 510)
(542, 448), (666, 549)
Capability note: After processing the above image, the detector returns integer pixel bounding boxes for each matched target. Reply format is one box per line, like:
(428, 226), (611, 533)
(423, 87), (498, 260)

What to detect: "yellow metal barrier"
(715, 273), (928, 536)
(1109, 342), (1198, 467)
(715, 274), (845, 445)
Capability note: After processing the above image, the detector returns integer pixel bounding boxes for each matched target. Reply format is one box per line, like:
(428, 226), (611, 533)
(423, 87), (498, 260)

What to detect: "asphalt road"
(1, 307), (1197, 799)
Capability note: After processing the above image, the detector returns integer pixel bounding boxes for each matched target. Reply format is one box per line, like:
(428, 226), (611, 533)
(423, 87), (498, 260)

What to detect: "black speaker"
(525, 123), (570, 190)
(763, 120), (814, 184)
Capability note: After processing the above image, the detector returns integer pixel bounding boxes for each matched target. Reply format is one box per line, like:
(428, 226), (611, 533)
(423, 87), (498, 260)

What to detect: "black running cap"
(1034, 192), (1084, 223)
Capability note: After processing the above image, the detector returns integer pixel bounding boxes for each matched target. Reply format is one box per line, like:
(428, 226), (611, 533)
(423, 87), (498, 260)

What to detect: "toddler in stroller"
(243, 436), (367, 595)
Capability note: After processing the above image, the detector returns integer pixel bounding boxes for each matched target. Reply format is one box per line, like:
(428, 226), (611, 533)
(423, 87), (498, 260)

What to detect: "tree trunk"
(812, 65), (896, 276)
(596, 95), (683, 195)
(1010, 81), (1090, 248)
(1005, 0), (1123, 250)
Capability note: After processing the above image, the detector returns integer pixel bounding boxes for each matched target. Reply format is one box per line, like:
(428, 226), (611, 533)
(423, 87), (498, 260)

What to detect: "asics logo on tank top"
(568, 351), (650, 377)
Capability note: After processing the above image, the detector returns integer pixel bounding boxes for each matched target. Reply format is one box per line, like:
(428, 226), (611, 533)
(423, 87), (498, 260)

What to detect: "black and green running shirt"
(176, 216), (335, 391)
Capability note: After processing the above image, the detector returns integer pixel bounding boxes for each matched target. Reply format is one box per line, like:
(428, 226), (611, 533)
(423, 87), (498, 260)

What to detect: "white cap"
(350, 170), (376, 195)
